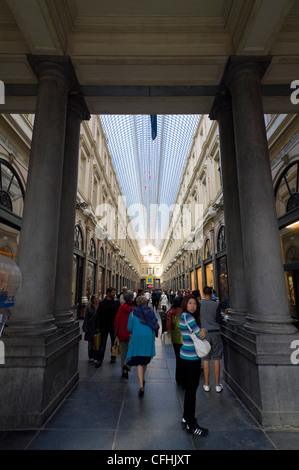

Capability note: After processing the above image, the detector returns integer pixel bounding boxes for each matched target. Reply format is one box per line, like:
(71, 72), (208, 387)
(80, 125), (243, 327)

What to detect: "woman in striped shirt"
(179, 295), (208, 437)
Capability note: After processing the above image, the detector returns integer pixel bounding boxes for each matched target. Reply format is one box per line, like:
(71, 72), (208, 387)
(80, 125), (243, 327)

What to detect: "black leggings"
(181, 358), (201, 426)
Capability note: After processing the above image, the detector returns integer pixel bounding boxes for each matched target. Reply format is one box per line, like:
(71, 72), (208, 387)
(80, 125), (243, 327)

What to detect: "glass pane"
(0, 223), (19, 261)
(100, 115), (200, 247)
(87, 261), (95, 298)
(280, 223), (299, 264)
(205, 262), (214, 289)
(196, 267), (202, 293)
(285, 271), (297, 317)
(72, 255), (77, 306)
(275, 163), (299, 217)
(217, 255), (229, 306)
(0, 161), (24, 217)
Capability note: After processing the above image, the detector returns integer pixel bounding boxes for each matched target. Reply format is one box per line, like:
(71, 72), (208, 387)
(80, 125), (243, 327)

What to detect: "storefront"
(216, 226), (229, 306)
(98, 246), (105, 298)
(0, 158), (25, 262)
(72, 224), (85, 316)
(86, 238), (97, 298)
(275, 159), (299, 327)
(203, 238), (214, 288)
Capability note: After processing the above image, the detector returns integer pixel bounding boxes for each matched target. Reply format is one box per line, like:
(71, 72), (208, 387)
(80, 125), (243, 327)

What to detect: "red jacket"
(114, 302), (134, 341)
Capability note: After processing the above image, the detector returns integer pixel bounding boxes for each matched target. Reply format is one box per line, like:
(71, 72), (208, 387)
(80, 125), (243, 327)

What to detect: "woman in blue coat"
(127, 295), (159, 397)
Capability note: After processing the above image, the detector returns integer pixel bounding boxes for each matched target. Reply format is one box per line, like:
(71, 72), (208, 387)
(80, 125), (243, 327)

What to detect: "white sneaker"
(203, 384), (210, 392)
(216, 384), (223, 393)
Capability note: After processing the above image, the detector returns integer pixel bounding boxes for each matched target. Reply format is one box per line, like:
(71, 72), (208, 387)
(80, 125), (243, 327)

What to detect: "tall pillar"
(209, 94), (247, 324)
(54, 95), (90, 327)
(8, 57), (75, 336)
(217, 58), (299, 428)
(226, 58), (296, 334)
(0, 56), (83, 429)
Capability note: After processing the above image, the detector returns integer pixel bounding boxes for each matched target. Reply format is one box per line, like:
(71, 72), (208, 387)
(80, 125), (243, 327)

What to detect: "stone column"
(8, 57), (75, 336)
(226, 58), (296, 334)
(210, 94), (247, 324)
(53, 95), (90, 327)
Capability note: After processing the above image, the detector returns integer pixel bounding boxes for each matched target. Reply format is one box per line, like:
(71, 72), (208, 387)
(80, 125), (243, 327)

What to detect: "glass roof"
(100, 114), (200, 250)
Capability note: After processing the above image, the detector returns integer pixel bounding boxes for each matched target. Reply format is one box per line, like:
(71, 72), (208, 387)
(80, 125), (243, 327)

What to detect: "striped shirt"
(179, 312), (201, 361)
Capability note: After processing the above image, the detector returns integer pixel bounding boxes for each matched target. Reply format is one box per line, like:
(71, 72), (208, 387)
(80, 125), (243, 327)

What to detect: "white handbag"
(183, 314), (211, 358)
(162, 331), (172, 345)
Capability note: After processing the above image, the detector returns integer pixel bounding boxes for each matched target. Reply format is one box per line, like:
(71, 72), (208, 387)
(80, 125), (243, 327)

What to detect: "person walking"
(126, 295), (159, 397)
(166, 296), (183, 386)
(179, 295), (208, 437)
(119, 286), (128, 305)
(95, 287), (120, 368)
(114, 290), (135, 378)
(160, 291), (168, 311)
(199, 286), (224, 393)
(82, 294), (100, 362)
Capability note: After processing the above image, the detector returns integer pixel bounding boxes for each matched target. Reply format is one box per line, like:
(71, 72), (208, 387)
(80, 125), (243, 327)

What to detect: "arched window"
(87, 238), (97, 298)
(286, 246), (299, 264)
(89, 238), (96, 258)
(275, 161), (299, 217)
(217, 226), (226, 252)
(190, 253), (193, 267)
(0, 158), (24, 217)
(99, 247), (104, 265)
(74, 225), (84, 251)
(204, 239), (212, 259)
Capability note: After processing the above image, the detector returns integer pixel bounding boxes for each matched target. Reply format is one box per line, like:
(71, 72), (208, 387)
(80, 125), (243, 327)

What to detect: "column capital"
(223, 55), (272, 90)
(27, 54), (80, 92)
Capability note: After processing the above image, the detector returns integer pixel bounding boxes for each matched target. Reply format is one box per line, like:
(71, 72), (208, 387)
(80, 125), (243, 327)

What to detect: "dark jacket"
(82, 304), (98, 341)
(96, 297), (120, 332)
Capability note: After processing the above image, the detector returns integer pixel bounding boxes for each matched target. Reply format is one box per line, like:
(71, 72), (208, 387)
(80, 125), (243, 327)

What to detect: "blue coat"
(126, 312), (156, 361)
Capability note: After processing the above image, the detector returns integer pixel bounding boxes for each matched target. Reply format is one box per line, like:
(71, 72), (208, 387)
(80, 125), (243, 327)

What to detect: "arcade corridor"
(0, 315), (298, 451)
(1, 0), (299, 438)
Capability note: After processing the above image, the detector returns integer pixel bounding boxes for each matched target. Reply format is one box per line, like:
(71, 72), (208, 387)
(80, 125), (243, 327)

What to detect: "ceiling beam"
(4, 83), (294, 98)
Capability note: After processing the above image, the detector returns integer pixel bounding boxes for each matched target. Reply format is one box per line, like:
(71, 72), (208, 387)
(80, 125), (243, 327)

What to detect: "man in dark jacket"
(95, 287), (120, 367)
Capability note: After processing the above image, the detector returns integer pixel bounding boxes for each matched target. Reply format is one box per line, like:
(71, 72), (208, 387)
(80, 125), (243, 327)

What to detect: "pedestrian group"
(82, 285), (227, 438)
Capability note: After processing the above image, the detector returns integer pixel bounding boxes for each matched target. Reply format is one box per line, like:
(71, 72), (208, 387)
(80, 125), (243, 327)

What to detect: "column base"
(6, 316), (58, 337)
(244, 313), (297, 335)
(54, 309), (76, 328)
(227, 308), (247, 326)
(222, 322), (299, 428)
(0, 322), (81, 429)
